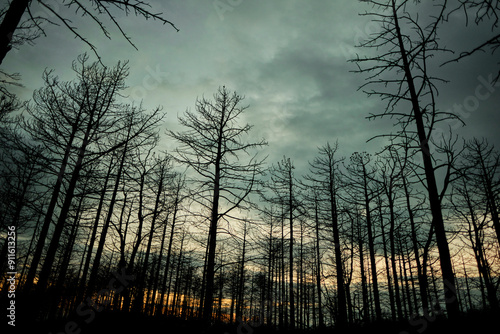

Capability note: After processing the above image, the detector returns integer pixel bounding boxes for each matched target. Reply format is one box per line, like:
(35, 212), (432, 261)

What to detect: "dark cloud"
(2, 0), (499, 175)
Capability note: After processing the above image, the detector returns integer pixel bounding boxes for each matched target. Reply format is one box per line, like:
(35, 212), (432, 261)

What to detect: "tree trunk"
(391, 0), (459, 318)
(87, 143), (127, 298)
(399, 237), (413, 316)
(202, 154), (221, 321)
(358, 217), (369, 322)
(134, 167), (164, 312)
(160, 181), (181, 314)
(266, 212), (274, 325)
(288, 164), (295, 330)
(379, 201), (396, 321)
(0, 0), (29, 64)
(23, 117), (79, 294)
(476, 145), (500, 246)
(236, 224), (247, 319)
(50, 182), (86, 318)
(36, 110), (94, 296)
(281, 210), (286, 329)
(314, 198), (325, 328)
(402, 169), (429, 313)
(151, 219), (168, 315)
(172, 236), (185, 316)
(329, 174), (347, 327)
(388, 193), (404, 320)
(203, 100), (227, 321)
(362, 163), (382, 320)
(77, 156), (114, 302)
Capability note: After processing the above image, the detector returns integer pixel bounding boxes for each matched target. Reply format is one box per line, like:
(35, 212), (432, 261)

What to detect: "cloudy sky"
(3, 0), (499, 176)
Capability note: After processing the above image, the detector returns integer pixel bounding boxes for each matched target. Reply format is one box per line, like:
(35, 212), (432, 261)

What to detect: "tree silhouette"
(265, 156), (303, 329)
(168, 86), (266, 321)
(343, 152), (382, 321)
(353, 0), (462, 318)
(17, 55), (165, 320)
(305, 142), (346, 327)
(0, 0), (178, 64)
(460, 138), (500, 246)
(444, 0), (500, 82)
(22, 54), (129, 296)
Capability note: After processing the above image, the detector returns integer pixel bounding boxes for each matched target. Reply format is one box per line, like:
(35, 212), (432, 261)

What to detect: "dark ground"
(3, 309), (499, 334)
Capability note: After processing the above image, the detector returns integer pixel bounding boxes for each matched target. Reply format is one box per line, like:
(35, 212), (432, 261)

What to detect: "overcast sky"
(3, 0), (499, 176)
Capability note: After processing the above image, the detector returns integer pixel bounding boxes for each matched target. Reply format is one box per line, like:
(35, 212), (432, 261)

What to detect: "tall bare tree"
(0, 0), (178, 64)
(265, 156), (301, 329)
(305, 142), (347, 327)
(168, 86), (266, 321)
(344, 151), (382, 321)
(22, 54), (130, 295)
(450, 167), (499, 311)
(460, 138), (500, 246)
(353, 0), (462, 318)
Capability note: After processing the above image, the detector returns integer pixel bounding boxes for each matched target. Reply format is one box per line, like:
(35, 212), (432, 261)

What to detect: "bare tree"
(450, 167), (499, 311)
(0, 121), (46, 285)
(21, 54), (129, 295)
(353, 0), (461, 318)
(375, 147), (405, 320)
(305, 142), (347, 328)
(0, 0), (178, 64)
(343, 151), (382, 321)
(20, 55), (165, 315)
(131, 154), (172, 312)
(167, 86), (266, 322)
(443, 0), (500, 82)
(460, 138), (500, 246)
(265, 156), (302, 329)
(158, 173), (186, 315)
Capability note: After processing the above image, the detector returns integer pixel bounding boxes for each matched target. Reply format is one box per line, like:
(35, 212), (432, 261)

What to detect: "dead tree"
(443, 0), (500, 82)
(460, 138), (500, 247)
(265, 157), (301, 329)
(22, 55), (131, 295)
(353, 0), (462, 318)
(0, 0), (178, 64)
(305, 142), (346, 327)
(168, 86), (266, 321)
(343, 151), (382, 321)
(451, 138), (500, 311)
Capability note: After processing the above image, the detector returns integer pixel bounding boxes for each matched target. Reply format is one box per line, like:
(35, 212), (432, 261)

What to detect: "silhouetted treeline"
(0, 55), (498, 331)
(1, 0), (500, 332)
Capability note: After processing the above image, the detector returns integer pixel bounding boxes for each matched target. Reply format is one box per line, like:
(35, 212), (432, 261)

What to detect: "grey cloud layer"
(3, 0), (499, 174)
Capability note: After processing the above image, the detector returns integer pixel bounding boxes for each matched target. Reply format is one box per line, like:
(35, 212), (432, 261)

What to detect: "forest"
(1, 1), (500, 333)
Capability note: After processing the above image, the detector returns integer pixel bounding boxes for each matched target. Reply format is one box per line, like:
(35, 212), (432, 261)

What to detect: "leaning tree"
(353, 0), (463, 318)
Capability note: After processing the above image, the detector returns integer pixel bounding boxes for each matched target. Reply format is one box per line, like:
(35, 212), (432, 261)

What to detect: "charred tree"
(168, 86), (266, 321)
(353, 0), (462, 318)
